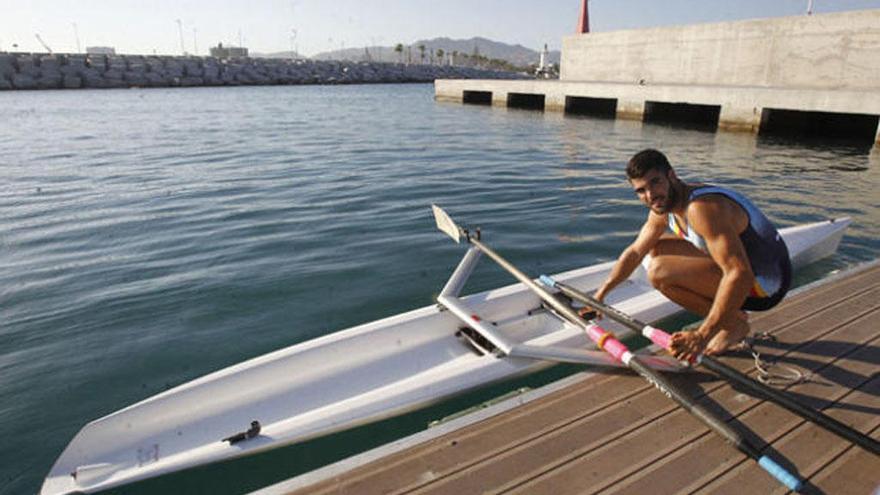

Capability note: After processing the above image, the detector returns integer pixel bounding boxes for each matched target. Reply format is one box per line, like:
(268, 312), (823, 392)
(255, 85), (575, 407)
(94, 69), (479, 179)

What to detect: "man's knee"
(646, 256), (672, 290)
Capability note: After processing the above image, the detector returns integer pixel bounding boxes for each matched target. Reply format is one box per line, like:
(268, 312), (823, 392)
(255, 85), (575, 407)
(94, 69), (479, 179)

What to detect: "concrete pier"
(436, 10), (880, 144)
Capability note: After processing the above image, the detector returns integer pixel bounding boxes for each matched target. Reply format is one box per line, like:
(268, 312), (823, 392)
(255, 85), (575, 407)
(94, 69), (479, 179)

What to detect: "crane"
(35, 33), (52, 53)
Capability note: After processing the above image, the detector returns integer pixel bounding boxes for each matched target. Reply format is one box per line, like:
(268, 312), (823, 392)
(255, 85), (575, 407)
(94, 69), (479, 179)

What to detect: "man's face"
(630, 169), (676, 214)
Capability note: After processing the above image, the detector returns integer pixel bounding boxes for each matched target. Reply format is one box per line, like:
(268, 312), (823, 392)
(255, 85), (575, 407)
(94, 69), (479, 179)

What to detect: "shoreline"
(0, 52), (527, 91)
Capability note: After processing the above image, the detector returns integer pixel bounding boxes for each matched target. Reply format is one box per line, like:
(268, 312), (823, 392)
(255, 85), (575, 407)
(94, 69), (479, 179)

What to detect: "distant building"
(86, 46), (116, 55)
(210, 43), (248, 59)
(535, 44), (557, 79)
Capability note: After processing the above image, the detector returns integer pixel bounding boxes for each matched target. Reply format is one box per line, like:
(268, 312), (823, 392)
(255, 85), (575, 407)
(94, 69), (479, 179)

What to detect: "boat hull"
(41, 218), (850, 495)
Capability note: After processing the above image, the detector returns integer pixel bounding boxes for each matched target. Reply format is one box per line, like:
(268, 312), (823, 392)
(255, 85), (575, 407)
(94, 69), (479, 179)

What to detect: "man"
(592, 149), (791, 361)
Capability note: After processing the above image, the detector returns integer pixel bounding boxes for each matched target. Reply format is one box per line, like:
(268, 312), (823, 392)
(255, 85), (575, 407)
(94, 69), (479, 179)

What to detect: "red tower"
(577, 0), (590, 33)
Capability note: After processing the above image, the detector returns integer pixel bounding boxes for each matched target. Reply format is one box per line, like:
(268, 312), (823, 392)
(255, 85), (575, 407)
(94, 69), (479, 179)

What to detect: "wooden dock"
(257, 262), (880, 495)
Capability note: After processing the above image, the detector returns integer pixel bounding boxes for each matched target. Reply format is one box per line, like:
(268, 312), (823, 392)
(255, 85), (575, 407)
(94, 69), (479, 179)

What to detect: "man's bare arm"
(688, 198), (754, 340)
(594, 212), (667, 302)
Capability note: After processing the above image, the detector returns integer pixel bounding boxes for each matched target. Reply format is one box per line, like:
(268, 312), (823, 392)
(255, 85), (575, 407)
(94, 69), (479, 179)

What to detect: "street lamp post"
(176, 19), (186, 55)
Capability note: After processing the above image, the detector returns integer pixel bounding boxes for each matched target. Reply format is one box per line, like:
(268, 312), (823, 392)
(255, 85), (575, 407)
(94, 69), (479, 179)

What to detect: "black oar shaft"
(462, 237), (802, 490)
(700, 356), (880, 456)
(548, 279), (880, 457)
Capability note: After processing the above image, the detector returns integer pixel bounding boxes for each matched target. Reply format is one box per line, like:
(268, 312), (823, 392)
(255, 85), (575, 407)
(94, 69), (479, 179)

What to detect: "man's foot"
(704, 316), (750, 355)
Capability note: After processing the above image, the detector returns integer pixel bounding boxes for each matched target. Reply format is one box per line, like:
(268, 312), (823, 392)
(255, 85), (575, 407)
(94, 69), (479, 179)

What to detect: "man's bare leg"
(647, 238), (752, 353)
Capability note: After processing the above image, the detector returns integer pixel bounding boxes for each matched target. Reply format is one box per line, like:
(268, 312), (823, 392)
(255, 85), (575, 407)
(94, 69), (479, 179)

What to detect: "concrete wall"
(0, 53), (525, 91)
(560, 10), (880, 91)
(435, 78), (880, 132)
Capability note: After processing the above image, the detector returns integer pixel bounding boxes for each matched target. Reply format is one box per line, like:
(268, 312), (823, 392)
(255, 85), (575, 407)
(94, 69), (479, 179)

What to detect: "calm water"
(1, 84), (878, 494)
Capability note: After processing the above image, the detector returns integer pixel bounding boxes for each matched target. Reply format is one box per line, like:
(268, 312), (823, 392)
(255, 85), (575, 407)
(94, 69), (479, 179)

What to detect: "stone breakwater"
(0, 53), (526, 90)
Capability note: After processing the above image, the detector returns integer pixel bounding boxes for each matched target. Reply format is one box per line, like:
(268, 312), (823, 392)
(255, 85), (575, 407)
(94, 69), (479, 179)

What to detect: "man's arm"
(594, 212), (667, 302)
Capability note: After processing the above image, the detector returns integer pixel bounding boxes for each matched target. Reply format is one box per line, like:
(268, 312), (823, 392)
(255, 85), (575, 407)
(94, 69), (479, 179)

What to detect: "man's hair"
(626, 148), (672, 179)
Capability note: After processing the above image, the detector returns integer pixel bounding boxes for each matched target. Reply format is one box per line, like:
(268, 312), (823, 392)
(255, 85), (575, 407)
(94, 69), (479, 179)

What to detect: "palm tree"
(418, 44), (426, 64)
(451, 50), (458, 66)
(436, 48), (445, 65)
(394, 43), (403, 63)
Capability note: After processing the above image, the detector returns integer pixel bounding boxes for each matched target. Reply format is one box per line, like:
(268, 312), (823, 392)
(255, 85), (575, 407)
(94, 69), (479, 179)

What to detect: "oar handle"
(641, 325), (674, 351)
(583, 324), (631, 364)
(759, 456), (804, 491)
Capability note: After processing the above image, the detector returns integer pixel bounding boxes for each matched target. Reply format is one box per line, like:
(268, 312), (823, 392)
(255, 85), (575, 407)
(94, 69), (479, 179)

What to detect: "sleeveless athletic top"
(668, 185), (792, 311)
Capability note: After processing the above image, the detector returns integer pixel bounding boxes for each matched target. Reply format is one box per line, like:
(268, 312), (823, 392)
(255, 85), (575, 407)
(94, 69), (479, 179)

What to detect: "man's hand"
(669, 330), (708, 362)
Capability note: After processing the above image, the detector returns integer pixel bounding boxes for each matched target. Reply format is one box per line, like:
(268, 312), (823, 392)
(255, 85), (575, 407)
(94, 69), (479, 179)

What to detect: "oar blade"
(432, 204), (461, 243)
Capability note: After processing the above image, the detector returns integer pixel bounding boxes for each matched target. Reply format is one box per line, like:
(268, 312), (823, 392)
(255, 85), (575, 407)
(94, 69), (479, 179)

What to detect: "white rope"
(744, 332), (809, 386)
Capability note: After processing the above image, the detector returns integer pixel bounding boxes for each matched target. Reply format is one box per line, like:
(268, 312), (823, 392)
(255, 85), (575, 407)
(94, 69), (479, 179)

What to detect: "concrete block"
(545, 93), (566, 111)
(202, 65), (220, 78)
(561, 9), (880, 91)
(145, 72), (169, 86)
(145, 58), (164, 72)
(183, 63), (203, 77)
(87, 55), (107, 70)
(104, 69), (123, 80)
(62, 75), (82, 89)
(66, 55), (87, 68)
(124, 72), (149, 86)
(719, 105), (762, 133)
(39, 55), (61, 72)
(81, 72), (107, 88)
(616, 99), (645, 120)
(36, 72), (62, 89)
(179, 76), (204, 86)
(17, 56), (39, 76)
(0, 55), (16, 78)
(108, 56), (127, 71)
(11, 73), (37, 89)
(60, 66), (81, 77)
(38, 64), (62, 80)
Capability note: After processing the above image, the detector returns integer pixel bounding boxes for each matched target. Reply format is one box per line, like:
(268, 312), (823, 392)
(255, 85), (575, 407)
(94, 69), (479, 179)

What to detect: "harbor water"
(1, 84), (878, 494)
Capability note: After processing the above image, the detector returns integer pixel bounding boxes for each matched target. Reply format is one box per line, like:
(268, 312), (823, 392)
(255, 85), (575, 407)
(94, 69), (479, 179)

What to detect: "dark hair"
(626, 148), (671, 179)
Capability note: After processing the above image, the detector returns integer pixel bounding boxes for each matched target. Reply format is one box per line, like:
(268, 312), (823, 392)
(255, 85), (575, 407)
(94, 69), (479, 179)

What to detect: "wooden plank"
(288, 372), (649, 495)
(406, 376), (685, 495)
(808, 425), (880, 493)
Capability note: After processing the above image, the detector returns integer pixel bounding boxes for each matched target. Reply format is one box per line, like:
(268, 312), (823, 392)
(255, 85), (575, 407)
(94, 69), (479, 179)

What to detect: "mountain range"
(254, 37), (560, 68)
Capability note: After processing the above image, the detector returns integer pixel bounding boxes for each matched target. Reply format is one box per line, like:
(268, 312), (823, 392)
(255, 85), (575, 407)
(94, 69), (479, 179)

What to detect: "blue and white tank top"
(668, 185), (791, 299)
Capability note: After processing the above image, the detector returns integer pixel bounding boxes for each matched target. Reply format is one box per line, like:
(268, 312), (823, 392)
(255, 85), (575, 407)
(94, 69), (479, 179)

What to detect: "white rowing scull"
(41, 210), (850, 495)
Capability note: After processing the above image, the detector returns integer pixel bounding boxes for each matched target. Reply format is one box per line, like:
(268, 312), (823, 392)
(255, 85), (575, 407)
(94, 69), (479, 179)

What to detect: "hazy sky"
(3, 0), (880, 56)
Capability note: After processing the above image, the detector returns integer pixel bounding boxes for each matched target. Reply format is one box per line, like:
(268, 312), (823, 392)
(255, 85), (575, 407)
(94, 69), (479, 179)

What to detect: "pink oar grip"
(602, 338), (629, 362)
(584, 325), (604, 343)
(643, 325), (672, 350)
(585, 324), (629, 362)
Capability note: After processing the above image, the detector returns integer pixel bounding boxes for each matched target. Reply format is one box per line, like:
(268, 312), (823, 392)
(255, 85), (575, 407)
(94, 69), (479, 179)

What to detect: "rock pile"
(0, 53), (527, 90)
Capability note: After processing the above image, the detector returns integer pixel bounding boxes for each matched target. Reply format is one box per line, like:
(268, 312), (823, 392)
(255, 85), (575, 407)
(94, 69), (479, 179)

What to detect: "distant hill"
(251, 50), (306, 60)
(311, 37), (560, 68)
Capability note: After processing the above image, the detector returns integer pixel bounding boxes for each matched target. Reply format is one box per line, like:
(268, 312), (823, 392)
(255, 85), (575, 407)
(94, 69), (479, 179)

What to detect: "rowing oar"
(432, 205), (803, 491)
(538, 274), (880, 457)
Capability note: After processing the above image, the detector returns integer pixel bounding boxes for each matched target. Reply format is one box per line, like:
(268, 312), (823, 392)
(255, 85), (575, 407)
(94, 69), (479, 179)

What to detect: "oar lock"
(459, 227), (481, 242)
(222, 420), (261, 445)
